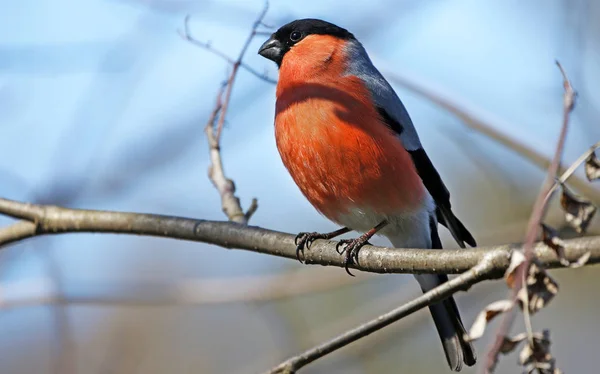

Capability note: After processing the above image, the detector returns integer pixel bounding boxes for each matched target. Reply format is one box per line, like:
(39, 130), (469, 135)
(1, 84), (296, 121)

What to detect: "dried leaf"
(540, 224), (569, 266)
(570, 251), (591, 268)
(519, 330), (562, 374)
(585, 152), (600, 181)
(505, 250), (525, 288)
(517, 262), (559, 314)
(540, 223), (590, 268)
(518, 331), (548, 366)
(465, 300), (514, 341)
(499, 332), (528, 354)
(560, 185), (597, 233)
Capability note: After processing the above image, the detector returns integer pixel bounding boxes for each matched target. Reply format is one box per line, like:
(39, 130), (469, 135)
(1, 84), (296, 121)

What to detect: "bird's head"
(258, 19), (355, 68)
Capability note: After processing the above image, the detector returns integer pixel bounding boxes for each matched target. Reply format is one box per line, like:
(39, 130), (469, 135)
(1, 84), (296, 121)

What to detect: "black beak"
(258, 35), (283, 64)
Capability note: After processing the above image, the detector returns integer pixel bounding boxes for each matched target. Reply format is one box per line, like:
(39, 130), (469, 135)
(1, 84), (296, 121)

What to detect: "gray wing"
(343, 40), (422, 151)
(343, 40), (477, 248)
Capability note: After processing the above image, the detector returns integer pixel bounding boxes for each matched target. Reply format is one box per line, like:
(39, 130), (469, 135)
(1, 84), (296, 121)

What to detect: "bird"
(258, 19), (477, 371)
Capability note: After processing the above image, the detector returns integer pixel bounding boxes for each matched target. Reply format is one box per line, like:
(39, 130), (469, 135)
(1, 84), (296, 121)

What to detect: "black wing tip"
(456, 218), (477, 247)
(409, 149), (478, 247)
(438, 206), (477, 248)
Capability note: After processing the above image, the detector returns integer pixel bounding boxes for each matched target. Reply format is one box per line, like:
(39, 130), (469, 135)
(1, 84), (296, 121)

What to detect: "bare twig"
(199, 2), (270, 223)
(204, 85), (255, 223)
(213, 0), (270, 140)
(178, 9), (276, 84)
(542, 140), (600, 207)
(0, 221), (36, 243)
(0, 198), (599, 274)
(483, 61), (577, 373)
(265, 252), (504, 374)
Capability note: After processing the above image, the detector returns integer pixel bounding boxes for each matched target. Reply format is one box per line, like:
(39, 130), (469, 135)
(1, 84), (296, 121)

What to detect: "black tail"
(427, 216), (476, 371)
(426, 276), (477, 371)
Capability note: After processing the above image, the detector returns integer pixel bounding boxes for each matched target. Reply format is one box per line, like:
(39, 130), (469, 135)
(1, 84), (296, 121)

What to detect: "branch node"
(245, 198), (259, 221)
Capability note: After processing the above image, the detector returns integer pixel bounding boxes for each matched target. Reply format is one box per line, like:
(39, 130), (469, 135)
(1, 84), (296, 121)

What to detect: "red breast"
(274, 35), (426, 222)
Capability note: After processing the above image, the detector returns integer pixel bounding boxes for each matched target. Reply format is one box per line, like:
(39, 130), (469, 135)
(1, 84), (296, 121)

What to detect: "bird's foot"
(294, 227), (350, 263)
(336, 237), (372, 276)
(294, 232), (325, 262)
(335, 220), (389, 276)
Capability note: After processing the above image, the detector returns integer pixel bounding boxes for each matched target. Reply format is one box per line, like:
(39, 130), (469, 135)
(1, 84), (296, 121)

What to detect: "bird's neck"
(276, 36), (348, 98)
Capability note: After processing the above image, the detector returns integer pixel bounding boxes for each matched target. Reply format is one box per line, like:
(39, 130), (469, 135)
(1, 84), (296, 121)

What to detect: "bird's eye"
(289, 31), (302, 42)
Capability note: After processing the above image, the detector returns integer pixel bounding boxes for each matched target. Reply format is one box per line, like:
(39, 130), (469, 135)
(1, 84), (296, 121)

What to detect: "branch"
(542, 140), (600, 207)
(178, 6), (276, 84)
(264, 252), (504, 374)
(213, 1), (269, 140)
(483, 61), (577, 373)
(197, 2), (269, 223)
(204, 85), (258, 223)
(1, 198), (599, 274)
(0, 220), (36, 244)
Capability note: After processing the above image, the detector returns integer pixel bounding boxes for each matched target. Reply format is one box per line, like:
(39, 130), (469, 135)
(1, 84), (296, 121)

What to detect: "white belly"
(335, 193), (435, 249)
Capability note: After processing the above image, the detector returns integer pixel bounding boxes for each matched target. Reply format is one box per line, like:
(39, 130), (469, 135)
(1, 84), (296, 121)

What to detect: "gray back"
(343, 40), (422, 151)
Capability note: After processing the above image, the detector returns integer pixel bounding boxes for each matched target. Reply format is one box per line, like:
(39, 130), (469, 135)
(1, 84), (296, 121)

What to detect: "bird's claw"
(336, 238), (372, 276)
(335, 241), (346, 255)
(294, 231), (326, 263)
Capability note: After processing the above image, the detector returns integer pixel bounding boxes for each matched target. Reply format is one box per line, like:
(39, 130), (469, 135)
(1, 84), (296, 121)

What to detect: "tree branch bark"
(1, 198), (598, 275)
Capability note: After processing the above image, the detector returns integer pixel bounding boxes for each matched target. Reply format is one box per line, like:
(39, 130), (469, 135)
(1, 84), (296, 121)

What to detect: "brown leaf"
(499, 332), (528, 354)
(540, 223), (591, 268)
(540, 224), (569, 266)
(585, 152), (600, 181)
(465, 300), (514, 342)
(505, 250), (525, 288)
(560, 184), (597, 233)
(517, 262), (559, 314)
(570, 251), (591, 268)
(519, 330), (562, 374)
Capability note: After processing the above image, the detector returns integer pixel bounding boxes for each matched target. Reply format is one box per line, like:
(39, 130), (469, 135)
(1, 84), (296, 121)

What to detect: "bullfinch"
(258, 19), (477, 371)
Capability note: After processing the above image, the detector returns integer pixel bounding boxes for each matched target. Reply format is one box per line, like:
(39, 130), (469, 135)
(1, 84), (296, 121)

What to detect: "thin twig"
(178, 10), (276, 84)
(0, 220), (36, 243)
(204, 85), (253, 223)
(1, 198), (599, 274)
(200, 2), (270, 223)
(542, 140), (600, 207)
(482, 61), (577, 373)
(213, 0), (270, 140)
(265, 253), (504, 374)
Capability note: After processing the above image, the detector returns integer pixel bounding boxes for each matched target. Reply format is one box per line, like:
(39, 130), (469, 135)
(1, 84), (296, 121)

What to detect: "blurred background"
(1, 0), (600, 373)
